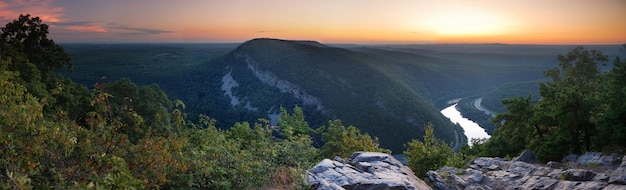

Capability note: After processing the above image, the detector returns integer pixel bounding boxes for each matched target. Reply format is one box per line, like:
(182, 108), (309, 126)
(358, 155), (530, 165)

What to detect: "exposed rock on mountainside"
(308, 152), (432, 190)
(427, 152), (626, 190)
(219, 38), (462, 153)
(234, 51), (326, 112)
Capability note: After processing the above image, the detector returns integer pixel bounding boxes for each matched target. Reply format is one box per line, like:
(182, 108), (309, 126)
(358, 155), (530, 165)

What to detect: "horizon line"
(57, 39), (625, 46)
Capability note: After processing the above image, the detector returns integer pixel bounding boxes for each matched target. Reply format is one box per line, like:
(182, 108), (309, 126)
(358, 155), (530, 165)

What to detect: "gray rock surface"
(609, 155), (626, 185)
(512, 150), (538, 164)
(427, 151), (626, 190)
(308, 152), (432, 190)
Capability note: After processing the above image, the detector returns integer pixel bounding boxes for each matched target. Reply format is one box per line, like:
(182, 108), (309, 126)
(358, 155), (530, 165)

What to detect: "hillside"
(184, 38), (463, 153)
(62, 39), (623, 153)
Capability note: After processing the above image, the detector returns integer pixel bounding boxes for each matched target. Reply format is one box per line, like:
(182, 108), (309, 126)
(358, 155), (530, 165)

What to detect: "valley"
(62, 39), (623, 153)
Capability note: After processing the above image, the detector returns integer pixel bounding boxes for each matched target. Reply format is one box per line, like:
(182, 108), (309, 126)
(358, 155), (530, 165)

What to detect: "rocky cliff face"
(427, 152), (626, 190)
(308, 152), (432, 190)
(234, 52), (326, 113)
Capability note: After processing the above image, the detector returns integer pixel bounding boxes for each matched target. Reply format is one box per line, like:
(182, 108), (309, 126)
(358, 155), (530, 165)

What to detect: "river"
(441, 103), (490, 146)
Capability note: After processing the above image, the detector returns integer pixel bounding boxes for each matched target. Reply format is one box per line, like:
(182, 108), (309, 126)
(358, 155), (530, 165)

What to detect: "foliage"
(0, 15), (328, 189)
(593, 54), (626, 152)
(404, 123), (464, 178)
(278, 105), (315, 138)
(0, 14), (71, 75)
(320, 120), (390, 158)
(465, 45), (626, 162)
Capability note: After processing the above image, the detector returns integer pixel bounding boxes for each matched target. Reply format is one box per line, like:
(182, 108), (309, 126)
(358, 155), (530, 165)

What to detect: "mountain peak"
(240, 38), (326, 49)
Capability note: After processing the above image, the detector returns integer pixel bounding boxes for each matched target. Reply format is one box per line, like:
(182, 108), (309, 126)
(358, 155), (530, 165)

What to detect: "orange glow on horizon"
(0, 0), (624, 44)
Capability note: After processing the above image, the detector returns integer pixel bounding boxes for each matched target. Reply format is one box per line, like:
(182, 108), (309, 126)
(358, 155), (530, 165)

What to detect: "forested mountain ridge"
(185, 38), (463, 153)
(62, 38), (623, 153)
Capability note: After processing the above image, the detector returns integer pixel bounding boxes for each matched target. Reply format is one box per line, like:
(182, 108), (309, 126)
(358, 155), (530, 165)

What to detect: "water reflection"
(441, 103), (490, 146)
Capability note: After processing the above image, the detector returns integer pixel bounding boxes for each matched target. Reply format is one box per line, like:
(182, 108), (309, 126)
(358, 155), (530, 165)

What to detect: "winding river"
(441, 103), (490, 146)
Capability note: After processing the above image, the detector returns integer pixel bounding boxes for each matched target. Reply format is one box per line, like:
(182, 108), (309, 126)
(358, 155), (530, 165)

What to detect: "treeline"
(0, 15), (389, 189)
(462, 45), (626, 162)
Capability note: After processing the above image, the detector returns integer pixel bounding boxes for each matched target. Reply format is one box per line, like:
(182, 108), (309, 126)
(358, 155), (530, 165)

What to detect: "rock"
(486, 164), (500, 171)
(308, 152), (432, 190)
(554, 180), (606, 190)
(334, 156), (345, 163)
(427, 152), (625, 190)
(602, 153), (621, 167)
(604, 184), (626, 190)
(547, 161), (561, 169)
(512, 150), (538, 164)
(519, 176), (558, 189)
(426, 169), (462, 190)
(562, 154), (579, 163)
(593, 172), (609, 182)
(578, 152), (603, 166)
(563, 154), (580, 167)
(562, 152), (620, 168)
(561, 169), (596, 181)
(608, 156), (626, 185)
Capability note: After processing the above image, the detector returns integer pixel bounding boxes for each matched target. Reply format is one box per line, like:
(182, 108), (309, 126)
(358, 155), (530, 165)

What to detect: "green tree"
(0, 14), (71, 74)
(404, 123), (454, 178)
(486, 95), (537, 157)
(537, 46), (607, 159)
(594, 55), (626, 151)
(475, 46), (615, 162)
(277, 105), (314, 138)
(320, 119), (389, 158)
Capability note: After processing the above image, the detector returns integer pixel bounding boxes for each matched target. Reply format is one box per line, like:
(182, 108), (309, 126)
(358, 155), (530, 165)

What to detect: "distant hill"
(184, 38), (463, 153)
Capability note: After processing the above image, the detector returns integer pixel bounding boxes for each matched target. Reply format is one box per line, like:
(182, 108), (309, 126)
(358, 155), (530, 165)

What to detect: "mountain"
(184, 38), (463, 153)
(63, 39), (622, 153)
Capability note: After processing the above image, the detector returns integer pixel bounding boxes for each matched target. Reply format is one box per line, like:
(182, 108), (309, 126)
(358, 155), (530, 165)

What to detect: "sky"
(1, 0), (624, 44)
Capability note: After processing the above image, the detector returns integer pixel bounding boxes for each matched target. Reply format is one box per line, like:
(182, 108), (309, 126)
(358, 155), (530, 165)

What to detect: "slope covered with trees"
(63, 35), (622, 154)
(463, 45), (626, 162)
(0, 14), (387, 189)
(193, 38), (463, 153)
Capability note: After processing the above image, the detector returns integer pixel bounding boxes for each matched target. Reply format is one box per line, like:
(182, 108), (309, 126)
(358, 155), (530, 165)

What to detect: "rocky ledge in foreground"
(307, 152), (432, 190)
(428, 151), (626, 190)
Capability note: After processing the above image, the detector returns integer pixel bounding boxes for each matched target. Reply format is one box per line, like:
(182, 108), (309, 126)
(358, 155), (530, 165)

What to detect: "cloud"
(67, 25), (107, 33)
(110, 25), (173, 35)
(257, 30), (281, 33)
(51, 21), (171, 35)
(0, 0), (65, 23)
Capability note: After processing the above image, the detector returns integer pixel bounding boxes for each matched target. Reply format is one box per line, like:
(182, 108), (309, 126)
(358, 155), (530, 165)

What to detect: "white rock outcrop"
(427, 152), (626, 190)
(308, 152), (432, 190)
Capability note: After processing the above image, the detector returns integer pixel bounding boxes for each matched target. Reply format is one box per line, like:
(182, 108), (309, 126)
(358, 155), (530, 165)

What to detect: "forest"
(0, 14), (389, 189)
(1, 14), (624, 189)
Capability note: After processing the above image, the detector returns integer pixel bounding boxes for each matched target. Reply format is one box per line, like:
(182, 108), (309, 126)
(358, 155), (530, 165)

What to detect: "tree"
(0, 14), (88, 121)
(486, 95), (537, 157)
(320, 119), (389, 158)
(0, 14), (71, 75)
(538, 46), (607, 156)
(404, 123), (454, 178)
(475, 46), (614, 162)
(594, 55), (626, 150)
(277, 105), (314, 138)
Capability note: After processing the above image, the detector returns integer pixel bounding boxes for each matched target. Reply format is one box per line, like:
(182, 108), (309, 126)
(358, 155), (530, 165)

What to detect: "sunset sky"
(1, 0), (624, 44)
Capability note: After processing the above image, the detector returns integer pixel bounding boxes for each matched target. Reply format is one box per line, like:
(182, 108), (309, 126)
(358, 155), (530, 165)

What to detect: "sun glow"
(1, 0), (623, 44)
(421, 6), (511, 37)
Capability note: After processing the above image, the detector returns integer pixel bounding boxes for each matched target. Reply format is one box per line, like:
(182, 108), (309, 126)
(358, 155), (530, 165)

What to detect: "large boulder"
(608, 155), (626, 185)
(427, 152), (626, 190)
(307, 152), (432, 190)
(562, 152), (621, 168)
(511, 150), (538, 164)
